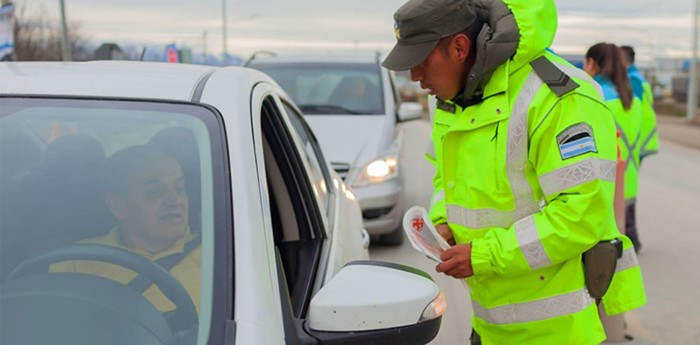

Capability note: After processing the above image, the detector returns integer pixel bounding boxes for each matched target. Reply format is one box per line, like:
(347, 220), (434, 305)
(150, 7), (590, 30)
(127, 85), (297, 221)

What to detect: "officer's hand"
(436, 243), (473, 279)
(436, 223), (455, 246)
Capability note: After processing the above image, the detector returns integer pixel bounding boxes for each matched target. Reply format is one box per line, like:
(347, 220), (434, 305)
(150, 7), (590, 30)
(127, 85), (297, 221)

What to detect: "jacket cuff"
(429, 200), (447, 226)
(470, 238), (495, 277)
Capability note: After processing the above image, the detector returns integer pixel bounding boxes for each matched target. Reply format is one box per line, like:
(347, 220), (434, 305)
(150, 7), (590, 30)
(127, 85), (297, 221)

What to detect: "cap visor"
(382, 40), (439, 71)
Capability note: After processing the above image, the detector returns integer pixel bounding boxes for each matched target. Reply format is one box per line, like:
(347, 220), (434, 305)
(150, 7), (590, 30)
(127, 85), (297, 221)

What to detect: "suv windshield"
(250, 62), (385, 115)
(0, 98), (222, 345)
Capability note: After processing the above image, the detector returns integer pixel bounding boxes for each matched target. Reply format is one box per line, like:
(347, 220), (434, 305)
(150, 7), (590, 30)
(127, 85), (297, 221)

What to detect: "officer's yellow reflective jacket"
(426, 1), (645, 343)
(594, 75), (644, 202)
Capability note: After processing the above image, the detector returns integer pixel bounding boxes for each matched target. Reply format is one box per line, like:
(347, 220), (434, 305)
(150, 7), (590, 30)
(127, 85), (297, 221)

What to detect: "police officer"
(382, 0), (646, 343)
(620, 45), (660, 252)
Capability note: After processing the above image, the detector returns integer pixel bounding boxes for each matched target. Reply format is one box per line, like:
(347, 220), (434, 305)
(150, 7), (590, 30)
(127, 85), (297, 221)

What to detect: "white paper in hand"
(402, 206), (452, 262)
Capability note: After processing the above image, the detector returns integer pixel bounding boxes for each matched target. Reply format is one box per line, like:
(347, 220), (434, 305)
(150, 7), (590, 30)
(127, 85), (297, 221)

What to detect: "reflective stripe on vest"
(617, 123), (641, 170)
(447, 202), (541, 229)
(431, 189), (445, 208)
(514, 215), (551, 269)
(615, 248), (639, 272)
(639, 128), (658, 157)
(538, 158), (617, 197)
(472, 288), (594, 325)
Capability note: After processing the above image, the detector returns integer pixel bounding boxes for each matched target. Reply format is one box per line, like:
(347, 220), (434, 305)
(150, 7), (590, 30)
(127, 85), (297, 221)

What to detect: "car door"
(279, 101), (369, 284)
(228, 79), (444, 345)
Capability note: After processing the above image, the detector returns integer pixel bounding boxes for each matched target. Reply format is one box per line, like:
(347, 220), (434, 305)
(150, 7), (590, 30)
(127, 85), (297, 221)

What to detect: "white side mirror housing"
(397, 102), (424, 122)
(308, 261), (444, 332)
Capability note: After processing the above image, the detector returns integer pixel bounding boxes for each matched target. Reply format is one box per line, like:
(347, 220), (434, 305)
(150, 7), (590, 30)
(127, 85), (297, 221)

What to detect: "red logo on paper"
(412, 217), (424, 231)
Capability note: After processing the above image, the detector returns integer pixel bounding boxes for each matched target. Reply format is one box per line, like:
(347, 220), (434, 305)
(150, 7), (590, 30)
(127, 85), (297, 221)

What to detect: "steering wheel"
(6, 244), (198, 333)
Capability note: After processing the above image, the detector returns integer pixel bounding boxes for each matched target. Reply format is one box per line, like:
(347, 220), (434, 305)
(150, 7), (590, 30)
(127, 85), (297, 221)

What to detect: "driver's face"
(114, 156), (189, 247)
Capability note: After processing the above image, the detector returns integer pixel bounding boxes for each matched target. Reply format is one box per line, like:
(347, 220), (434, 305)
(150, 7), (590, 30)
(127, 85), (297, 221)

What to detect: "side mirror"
(306, 261), (445, 345)
(397, 102), (424, 121)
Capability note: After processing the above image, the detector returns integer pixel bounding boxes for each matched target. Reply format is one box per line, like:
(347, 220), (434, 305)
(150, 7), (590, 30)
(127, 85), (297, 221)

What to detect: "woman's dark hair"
(586, 42), (633, 110)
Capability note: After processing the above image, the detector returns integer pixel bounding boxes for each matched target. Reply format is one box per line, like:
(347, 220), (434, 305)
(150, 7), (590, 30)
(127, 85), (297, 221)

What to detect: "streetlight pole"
(222, 0), (227, 64)
(687, 0), (699, 122)
(59, 0), (71, 61)
(202, 31), (208, 58)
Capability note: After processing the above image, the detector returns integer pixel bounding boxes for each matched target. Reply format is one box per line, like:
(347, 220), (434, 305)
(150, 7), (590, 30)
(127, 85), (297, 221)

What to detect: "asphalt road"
(370, 118), (700, 345)
(630, 139), (700, 345)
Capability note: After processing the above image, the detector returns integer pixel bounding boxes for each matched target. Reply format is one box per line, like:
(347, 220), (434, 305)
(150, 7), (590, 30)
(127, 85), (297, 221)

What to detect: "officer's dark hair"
(102, 144), (182, 197)
(436, 16), (483, 57)
(586, 42), (633, 110)
(620, 45), (635, 65)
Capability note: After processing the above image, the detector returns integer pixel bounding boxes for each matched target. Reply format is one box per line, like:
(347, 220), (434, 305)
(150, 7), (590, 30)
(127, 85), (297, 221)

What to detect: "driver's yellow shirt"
(50, 227), (201, 313)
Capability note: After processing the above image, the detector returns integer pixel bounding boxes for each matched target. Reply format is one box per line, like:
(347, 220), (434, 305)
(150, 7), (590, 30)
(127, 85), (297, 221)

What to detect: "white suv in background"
(247, 54), (423, 245)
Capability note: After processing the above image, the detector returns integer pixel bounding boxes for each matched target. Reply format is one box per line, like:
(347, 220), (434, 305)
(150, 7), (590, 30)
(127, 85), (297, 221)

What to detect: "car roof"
(0, 61), (269, 102)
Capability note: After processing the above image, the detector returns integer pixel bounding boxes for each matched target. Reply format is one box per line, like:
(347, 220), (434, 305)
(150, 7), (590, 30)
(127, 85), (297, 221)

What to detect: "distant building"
(671, 61), (700, 104)
(93, 43), (127, 61)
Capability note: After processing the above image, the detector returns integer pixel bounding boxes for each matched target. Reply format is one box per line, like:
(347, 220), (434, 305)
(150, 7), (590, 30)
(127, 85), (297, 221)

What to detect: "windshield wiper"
(298, 104), (369, 115)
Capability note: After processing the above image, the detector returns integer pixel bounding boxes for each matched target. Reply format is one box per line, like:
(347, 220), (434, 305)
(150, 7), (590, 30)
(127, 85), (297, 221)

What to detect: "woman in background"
(584, 42), (645, 342)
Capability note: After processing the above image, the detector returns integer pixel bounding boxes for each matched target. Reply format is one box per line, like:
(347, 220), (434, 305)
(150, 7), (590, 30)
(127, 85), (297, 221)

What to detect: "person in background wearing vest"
(51, 144), (201, 313)
(585, 43), (649, 342)
(619, 44), (659, 253)
(383, 0), (646, 343)
(585, 43), (646, 255)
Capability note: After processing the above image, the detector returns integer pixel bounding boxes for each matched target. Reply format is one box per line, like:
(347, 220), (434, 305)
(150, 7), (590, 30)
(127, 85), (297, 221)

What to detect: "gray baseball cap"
(382, 0), (477, 71)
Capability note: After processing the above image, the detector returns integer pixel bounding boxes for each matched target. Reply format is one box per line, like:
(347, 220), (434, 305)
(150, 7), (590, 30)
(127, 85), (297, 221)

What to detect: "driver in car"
(51, 144), (201, 313)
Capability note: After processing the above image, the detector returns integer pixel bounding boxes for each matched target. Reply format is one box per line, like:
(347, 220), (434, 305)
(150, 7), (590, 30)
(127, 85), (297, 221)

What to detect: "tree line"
(11, 2), (90, 61)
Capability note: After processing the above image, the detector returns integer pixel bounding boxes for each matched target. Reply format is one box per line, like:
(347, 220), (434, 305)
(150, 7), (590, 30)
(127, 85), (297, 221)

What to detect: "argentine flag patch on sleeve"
(557, 122), (597, 160)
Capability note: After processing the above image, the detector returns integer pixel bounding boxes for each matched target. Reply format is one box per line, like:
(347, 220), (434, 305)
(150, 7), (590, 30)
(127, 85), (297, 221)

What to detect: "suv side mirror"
(397, 102), (424, 121)
(306, 261), (444, 345)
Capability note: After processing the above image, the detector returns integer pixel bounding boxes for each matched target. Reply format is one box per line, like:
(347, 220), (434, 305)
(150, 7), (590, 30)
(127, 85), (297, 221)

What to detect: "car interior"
(0, 112), (206, 344)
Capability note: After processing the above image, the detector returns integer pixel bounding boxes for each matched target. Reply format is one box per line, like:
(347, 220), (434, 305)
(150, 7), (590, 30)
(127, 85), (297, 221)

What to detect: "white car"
(0, 62), (444, 345)
(247, 54), (424, 245)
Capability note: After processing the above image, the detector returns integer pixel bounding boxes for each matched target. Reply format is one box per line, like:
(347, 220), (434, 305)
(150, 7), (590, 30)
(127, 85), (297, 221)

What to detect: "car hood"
(304, 115), (389, 169)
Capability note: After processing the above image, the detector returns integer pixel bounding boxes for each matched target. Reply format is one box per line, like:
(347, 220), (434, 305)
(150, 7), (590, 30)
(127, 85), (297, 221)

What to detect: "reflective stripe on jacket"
(628, 65), (659, 160)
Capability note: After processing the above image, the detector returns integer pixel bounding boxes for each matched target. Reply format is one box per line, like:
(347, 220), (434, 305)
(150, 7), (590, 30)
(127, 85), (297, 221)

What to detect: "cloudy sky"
(29, 0), (698, 65)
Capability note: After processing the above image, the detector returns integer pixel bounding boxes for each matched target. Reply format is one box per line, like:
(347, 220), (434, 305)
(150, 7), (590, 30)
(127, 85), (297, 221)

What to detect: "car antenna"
(243, 50), (277, 66)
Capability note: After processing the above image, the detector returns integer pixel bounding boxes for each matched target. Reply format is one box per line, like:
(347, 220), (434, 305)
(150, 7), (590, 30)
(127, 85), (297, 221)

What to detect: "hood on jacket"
(459, 0), (558, 102)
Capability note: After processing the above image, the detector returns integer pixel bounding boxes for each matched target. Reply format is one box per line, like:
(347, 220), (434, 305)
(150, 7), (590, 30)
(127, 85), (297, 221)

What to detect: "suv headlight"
(351, 155), (399, 187)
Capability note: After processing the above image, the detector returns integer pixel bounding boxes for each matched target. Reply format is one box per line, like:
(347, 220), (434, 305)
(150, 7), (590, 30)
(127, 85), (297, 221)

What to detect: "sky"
(27, 0), (699, 66)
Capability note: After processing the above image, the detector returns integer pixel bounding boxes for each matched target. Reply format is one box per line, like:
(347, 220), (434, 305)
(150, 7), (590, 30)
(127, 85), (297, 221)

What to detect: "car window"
(281, 102), (334, 220)
(251, 62), (385, 115)
(0, 98), (228, 345)
(260, 96), (325, 319)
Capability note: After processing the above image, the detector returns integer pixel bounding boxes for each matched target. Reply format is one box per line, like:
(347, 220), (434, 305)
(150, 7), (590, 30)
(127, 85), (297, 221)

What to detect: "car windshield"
(250, 62), (385, 115)
(0, 98), (222, 345)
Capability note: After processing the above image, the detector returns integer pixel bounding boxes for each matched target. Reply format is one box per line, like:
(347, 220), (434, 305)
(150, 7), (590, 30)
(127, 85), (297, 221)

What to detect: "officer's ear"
(106, 192), (126, 221)
(450, 34), (471, 63)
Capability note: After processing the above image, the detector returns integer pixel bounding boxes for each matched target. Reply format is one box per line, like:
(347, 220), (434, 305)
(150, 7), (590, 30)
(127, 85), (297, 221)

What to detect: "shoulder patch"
(557, 122), (597, 160)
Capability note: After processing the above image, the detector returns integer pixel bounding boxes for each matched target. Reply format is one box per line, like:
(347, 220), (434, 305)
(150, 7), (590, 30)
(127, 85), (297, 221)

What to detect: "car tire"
(378, 226), (404, 246)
